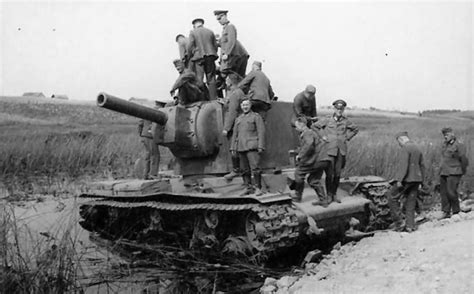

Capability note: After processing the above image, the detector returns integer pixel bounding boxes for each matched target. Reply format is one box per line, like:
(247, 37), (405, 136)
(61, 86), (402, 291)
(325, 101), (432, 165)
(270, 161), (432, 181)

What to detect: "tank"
(79, 93), (391, 260)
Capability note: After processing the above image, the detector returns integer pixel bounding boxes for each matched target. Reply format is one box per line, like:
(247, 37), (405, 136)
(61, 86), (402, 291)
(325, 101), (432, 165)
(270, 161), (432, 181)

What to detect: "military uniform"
(311, 112), (358, 198)
(138, 120), (160, 179)
(388, 139), (425, 230)
(176, 35), (193, 68)
(187, 21), (219, 99)
(231, 111), (265, 194)
(293, 128), (332, 205)
(439, 137), (468, 216)
(223, 87), (245, 176)
(237, 69), (274, 119)
(293, 87), (317, 126)
(219, 22), (249, 77)
(170, 68), (208, 105)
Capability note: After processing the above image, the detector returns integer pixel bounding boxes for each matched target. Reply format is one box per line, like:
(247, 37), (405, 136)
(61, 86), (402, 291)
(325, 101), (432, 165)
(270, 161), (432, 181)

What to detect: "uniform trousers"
(250, 100), (271, 121)
(440, 175), (461, 214)
(238, 150), (261, 187)
(328, 150), (346, 196)
(294, 161), (331, 198)
(192, 56), (217, 100)
(142, 138), (160, 177)
(222, 55), (249, 78)
(387, 182), (419, 230)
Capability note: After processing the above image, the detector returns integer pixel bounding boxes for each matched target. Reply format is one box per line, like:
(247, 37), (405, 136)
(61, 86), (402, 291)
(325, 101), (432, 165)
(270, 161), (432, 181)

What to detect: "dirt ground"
(263, 212), (474, 294)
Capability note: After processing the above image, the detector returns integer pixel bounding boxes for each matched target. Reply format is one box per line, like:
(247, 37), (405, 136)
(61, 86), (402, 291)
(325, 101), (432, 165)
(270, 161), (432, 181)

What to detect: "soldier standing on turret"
(214, 10), (250, 78)
(231, 98), (265, 196)
(311, 99), (359, 203)
(187, 18), (219, 100)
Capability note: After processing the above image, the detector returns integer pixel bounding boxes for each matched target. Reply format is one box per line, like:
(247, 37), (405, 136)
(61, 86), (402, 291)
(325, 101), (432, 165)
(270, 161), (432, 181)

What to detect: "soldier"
(388, 132), (425, 232)
(187, 18), (219, 100)
(311, 99), (358, 203)
(175, 34), (192, 68)
(237, 61), (275, 120)
(170, 59), (208, 105)
(231, 98), (265, 196)
(138, 119), (160, 179)
(439, 127), (469, 218)
(293, 85), (318, 126)
(214, 10), (250, 77)
(222, 73), (245, 181)
(292, 117), (332, 207)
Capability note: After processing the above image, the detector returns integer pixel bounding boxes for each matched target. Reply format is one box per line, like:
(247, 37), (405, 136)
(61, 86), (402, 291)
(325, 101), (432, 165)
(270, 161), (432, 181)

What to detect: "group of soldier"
(138, 10), (469, 233)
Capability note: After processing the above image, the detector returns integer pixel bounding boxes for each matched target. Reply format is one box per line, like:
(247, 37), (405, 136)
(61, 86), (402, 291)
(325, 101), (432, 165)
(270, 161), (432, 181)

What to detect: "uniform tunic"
(219, 22), (249, 76)
(293, 91), (317, 119)
(439, 138), (468, 214)
(223, 87), (245, 133)
(170, 69), (208, 104)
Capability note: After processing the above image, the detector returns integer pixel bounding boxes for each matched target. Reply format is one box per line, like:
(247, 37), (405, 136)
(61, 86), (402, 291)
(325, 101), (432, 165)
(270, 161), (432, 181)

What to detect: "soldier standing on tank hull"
(293, 85), (318, 127)
(231, 98), (265, 196)
(187, 18), (219, 100)
(388, 132), (425, 232)
(214, 10), (249, 78)
(439, 127), (469, 219)
(237, 61), (275, 120)
(170, 59), (209, 105)
(292, 117), (332, 207)
(222, 73), (245, 181)
(311, 99), (358, 203)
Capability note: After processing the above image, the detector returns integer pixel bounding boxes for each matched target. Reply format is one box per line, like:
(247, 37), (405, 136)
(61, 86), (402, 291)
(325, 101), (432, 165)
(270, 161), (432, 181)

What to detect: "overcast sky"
(0, 1), (472, 111)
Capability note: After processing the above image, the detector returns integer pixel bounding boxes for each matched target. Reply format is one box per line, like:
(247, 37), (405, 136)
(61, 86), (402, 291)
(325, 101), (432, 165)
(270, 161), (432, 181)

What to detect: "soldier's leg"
(247, 151), (262, 195)
(308, 164), (328, 207)
(447, 175), (461, 214)
(331, 152), (344, 202)
(224, 134), (240, 181)
(439, 176), (450, 216)
(150, 142), (160, 177)
(324, 157), (335, 198)
(235, 55), (249, 77)
(293, 167), (307, 202)
(193, 61), (205, 87)
(387, 184), (403, 225)
(203, 56), (217, 100)
(239, 151), (253, 195)
(142, 138), (152, 178)
(404, 183), (419, 231)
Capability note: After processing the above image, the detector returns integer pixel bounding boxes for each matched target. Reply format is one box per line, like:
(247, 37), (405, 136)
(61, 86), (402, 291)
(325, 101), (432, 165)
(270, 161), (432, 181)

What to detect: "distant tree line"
(422, 109), (461, 115)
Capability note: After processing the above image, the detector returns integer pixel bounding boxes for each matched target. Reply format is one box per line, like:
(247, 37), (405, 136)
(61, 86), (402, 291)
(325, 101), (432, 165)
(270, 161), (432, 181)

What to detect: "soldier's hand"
(222, 54), (228, 61)
(231, 150), (237, 156)
(222, 130), (228, 136)
(258, 148), (264, 154)
(322, 136), (329, 142)
(295, 155), (300, 162)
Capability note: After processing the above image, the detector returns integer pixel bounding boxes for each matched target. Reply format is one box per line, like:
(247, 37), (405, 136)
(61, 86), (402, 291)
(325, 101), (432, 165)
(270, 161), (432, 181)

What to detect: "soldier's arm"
(186, 31), (195, 58)
(224, 24), (237, 55)
(310, 118), (327, 138)
(230, 119), (240, 151)
(297, 132), (313, 160)
(420, 151), (426, 183)
(268, 84), (275, 100)
(346, 119), (359, 141)
(223, 92), (240, 132)
(311, 98), (317, 117)
(256, 114), (266, 150)
(138, 119), (144, 135)
(458, 143), (469, 175)
(293, 96), (305, 117)
(237, 71), (255, 93)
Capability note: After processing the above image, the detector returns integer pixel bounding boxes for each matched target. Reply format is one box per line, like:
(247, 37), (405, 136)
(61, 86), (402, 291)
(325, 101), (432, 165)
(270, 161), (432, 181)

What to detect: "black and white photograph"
(1, 1), (473, 293)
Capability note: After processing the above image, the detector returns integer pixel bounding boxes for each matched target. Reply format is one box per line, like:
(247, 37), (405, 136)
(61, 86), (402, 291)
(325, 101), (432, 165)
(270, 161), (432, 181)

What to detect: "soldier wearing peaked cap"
(214, 10), (250, 78)
(293, 85), (318, 127)
(311, 99), (358, 203)
(387, 131), (426, 232)
(439, 127), (469, 218)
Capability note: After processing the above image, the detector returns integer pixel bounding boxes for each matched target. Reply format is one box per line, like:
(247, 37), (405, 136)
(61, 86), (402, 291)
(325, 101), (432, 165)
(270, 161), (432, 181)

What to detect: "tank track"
(358, 181), (392, 230)
(80, 200), (300, 257)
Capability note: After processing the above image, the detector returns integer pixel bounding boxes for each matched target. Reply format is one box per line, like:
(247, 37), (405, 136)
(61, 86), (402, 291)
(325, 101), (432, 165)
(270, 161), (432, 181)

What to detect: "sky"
(0, 0), (472, 111)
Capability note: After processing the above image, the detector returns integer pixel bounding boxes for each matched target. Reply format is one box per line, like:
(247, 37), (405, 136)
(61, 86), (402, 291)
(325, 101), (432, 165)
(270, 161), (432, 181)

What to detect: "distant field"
(1, 97), (473, 196)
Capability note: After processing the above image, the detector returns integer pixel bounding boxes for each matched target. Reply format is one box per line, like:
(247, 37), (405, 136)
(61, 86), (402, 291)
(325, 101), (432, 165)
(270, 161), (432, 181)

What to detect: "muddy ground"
(263, 211), (474, 294)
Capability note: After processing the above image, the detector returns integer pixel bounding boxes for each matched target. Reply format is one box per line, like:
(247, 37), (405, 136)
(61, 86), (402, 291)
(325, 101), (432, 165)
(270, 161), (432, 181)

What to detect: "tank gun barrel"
(97, 92), (168, 125)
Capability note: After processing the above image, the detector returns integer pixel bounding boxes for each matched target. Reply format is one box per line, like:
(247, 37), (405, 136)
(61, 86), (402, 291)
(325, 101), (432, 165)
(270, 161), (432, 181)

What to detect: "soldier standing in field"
(138, 119), (160, 179)
(237, 61), (275, 120)
(311, 99), (358, 203)
(187, 18), (219, 100)
(231, 98), (265, 196)
(293, 85), (318, 126)
(170, 59), (208, 105)
(214, 10), (250, 77)
(222, 73), (245, 181)
(439, 127), (469, 218)
(388, 132), (425, 232)
(292, 117), (332, 207)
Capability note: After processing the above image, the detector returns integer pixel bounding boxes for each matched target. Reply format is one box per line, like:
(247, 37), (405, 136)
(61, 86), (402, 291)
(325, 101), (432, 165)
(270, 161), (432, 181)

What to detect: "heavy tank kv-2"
(79, 93), (391, 260)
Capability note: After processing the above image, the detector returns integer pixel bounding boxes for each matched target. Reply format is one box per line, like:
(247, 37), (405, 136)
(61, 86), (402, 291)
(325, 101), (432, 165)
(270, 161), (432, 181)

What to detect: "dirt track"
(262, 212), (474, 294)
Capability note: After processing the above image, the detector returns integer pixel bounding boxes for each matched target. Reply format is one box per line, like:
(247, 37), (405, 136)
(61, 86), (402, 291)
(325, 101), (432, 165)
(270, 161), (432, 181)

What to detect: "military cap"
(332, 99), (347, 109)
(175, 34), (185, 42)
(304, 85), (316, 94)
(173, 59), (183, 66)
(213, 10), (228, 16)
(395, 131), (409, 139)
(192, 18), (204, 25)
(441, 127), (453, 135)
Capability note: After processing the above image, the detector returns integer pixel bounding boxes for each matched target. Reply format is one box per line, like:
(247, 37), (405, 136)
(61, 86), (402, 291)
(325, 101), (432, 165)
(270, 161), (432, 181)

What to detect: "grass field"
(1, 97), (473, 196)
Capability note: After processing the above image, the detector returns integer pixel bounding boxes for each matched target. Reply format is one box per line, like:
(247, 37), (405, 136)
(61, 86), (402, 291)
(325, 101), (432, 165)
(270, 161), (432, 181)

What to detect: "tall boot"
(332, 176), (341, 203)
(312, 183), (328, 207)
(292, 181), (304, 202)
(207, 80), (218, 101)
(254, 173), (264, 196)
(224, 156), (241, 181)
(239, 173), (254, 196)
